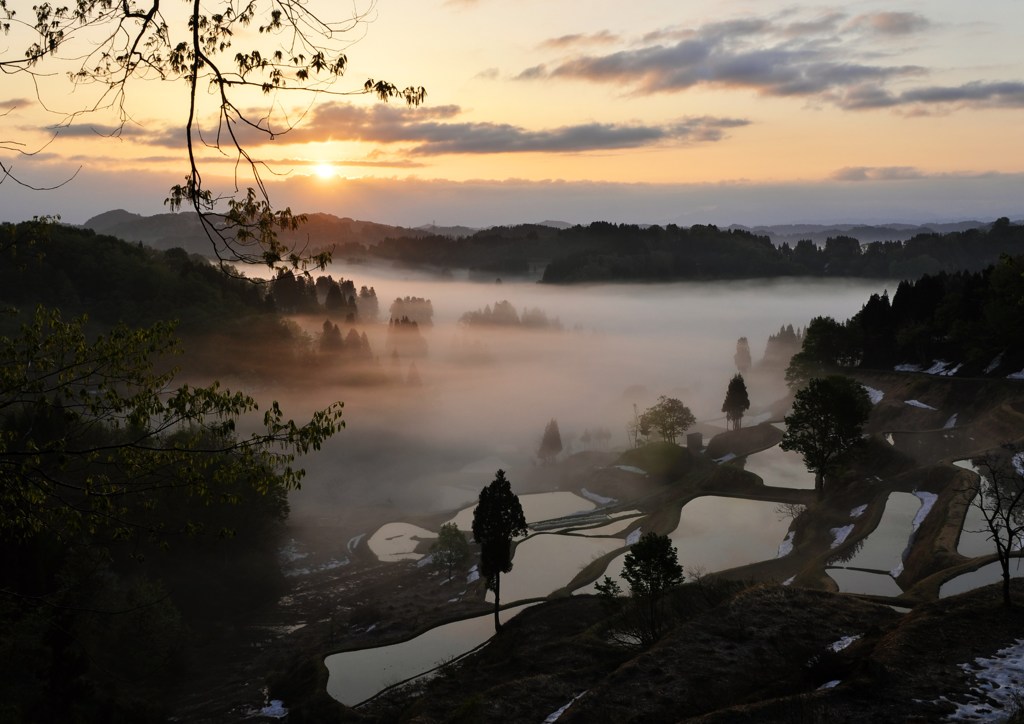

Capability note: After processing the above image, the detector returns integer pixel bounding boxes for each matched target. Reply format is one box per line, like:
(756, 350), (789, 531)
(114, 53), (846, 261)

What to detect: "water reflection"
(325, 605), (533, 706)
(487, 533), (625, 602)
(741, 445), (816, 489)
(668, 497), (793, 573)
(826, 568), (903, 597)
(832, 493), (922, 574)
(446, 492), (596, 531)
(940, 560), (1024, 598)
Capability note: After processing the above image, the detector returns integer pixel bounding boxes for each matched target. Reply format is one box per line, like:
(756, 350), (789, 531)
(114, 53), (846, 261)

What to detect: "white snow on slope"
(830, 525), (855, 549)
(261, 700), (288, 719)
(626, 528), (642, 546)
(862, 385), (884, 404)
(895, 364), (922, 372)
(891, 491), (938, 578)
(544, 691), (588, 722)
(943, 639), (1024, 721)
(612, 466), (646, 476)
(1013, 452), (1024, 479)
(905, 399), (938, 410)
(777, 531), (795, 558)
(829, 634), (861, 652)
(1008, 368), (1024, 380)
(850, 504), (868, 518)
(944, 414), (959, 430)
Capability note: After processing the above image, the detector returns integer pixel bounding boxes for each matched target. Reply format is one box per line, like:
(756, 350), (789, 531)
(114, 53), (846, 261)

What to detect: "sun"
(312, 162), (337, 180)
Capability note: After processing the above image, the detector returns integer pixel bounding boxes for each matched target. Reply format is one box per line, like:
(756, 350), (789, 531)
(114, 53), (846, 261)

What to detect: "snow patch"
(782, 576), (795, 586)
(818, 679), (841, 690)
(944, 414), (959, 430)
(925, 360), (951, 375)
(613, 465), (646, 476)
(850, 504), (868, 519)
(829, 634), (861, 652)
(626, 528), (642, 546)
(895, 363), (922, 372)
(885, 433), (895, 446)
(1008, 368), (1024, 380)
(943, 638), (1024, 721)
(830, 525), (855, 549)
(416, 554), (434, 568)
(260, 700), (288, 719)
(776, 531), (795, 558)
(862, 385), (884, 404)
(581, 488), (617, 505)
(346, 533), (365, 554)
(543, 691), (588, 722)
(904, 399), (938, 410)
(714, 453), (737, 464)
(942, 363), (963, 377)
(891, 491), (938, 578)
(1013, 452), (1024, 479)
(466, 565), (480, 584)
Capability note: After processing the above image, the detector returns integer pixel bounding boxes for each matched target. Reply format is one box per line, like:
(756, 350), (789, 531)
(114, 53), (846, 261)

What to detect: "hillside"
(188, 371), (1024, 724)
(83, 209), (428, 257)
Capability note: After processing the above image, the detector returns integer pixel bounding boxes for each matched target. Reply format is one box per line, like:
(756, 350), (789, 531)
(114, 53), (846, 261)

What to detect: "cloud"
(540, 31), (620, 50)
(539, 16), (924, 101)
(831, 166), (925, 181)
(276, 103), (749, 155)
(838, 80), (1024, 111)
(845, 12), (930, 36)
(520, 10), (1022, 112)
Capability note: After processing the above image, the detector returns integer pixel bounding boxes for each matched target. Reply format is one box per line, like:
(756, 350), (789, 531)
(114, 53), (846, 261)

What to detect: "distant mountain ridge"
(83, 209), (431, 257)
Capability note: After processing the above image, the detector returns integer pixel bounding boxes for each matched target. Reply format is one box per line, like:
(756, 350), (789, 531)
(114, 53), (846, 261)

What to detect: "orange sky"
(2, 0), (1023, 226)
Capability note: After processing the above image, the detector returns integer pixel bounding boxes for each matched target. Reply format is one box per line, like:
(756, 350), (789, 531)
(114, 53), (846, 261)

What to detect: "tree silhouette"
(781, 376), (871, 500)
(597, 532), (684, 645)
(472, 470), (528, 632)
(721, 374), (751, 431)
(963, 451), (1024, 607)
(1, 2), (424, 270)
(734, 337), (752, 373)
(538, 418), (563, 464)
(639, 396), (696, 444)
(431, 523), (470, 583)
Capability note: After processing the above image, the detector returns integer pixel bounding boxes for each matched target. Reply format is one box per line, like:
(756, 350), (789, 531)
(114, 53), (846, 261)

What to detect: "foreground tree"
(472, 470), (527, 632)
(596, 532), (684, 645)
(431, 523), (470, 583)
(1, 1), (424, 270)
(781, 376), (871, 500)
(639, 396), (696, 444)
(963, 451), (1024, 607)
(537, 418), (563, 464)
(0, 306), (343, 540)
(721, 374), (751, 431)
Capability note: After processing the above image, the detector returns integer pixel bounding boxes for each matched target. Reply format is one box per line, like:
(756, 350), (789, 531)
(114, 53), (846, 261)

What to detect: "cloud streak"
(520, 10), (1021, 112)
(266, 103), (751, 155)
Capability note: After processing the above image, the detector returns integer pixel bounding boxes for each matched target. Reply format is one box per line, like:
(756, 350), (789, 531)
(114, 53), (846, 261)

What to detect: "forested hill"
(790, 254), (1024, 379)
(539, 218), (1024, 283)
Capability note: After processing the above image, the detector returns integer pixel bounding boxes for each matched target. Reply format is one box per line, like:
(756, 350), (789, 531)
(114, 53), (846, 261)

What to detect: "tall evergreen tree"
(721, 374), (751, 430)
(538, 419), (563, 463)
(472, 470), (528, 632)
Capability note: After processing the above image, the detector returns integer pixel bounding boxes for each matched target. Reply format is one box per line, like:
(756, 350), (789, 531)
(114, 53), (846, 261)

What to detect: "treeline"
(0, 221), (395, 384)
(331, 218), (1024, 283)
(790, 254), (1024, 378)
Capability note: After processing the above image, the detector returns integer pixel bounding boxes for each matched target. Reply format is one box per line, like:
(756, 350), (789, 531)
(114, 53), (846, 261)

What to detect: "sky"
(1, 0), (1023, 228)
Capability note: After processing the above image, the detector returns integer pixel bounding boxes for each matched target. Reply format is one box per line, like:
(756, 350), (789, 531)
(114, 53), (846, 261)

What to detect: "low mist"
(264, 265), (891, 533)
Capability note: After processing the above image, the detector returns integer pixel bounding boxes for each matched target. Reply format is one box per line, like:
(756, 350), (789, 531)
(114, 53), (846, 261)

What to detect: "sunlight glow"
(313, 162), (336, 180)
